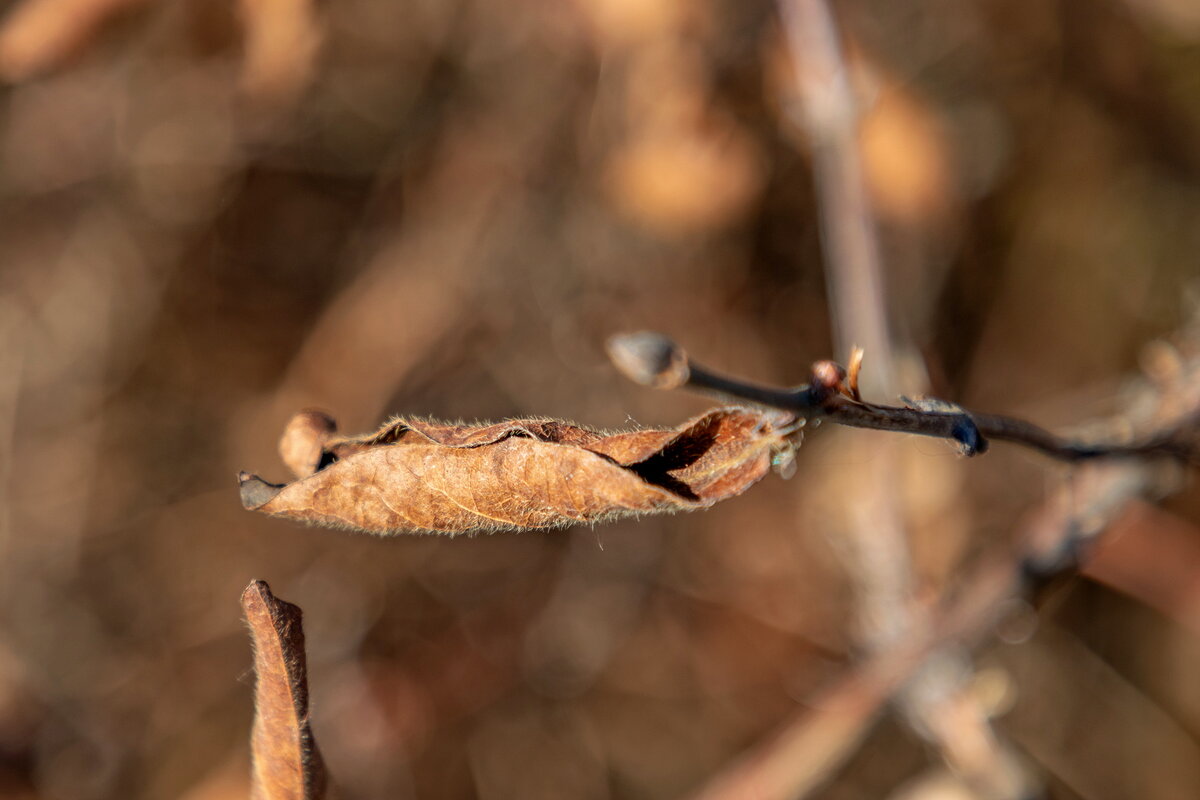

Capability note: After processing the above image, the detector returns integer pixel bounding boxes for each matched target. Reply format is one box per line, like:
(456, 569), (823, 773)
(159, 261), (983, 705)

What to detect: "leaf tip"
(241, 579), (271, 607)
(240, 580), (276, 621)
(607, 331), (689, 389)
(239, 472), (283, 510)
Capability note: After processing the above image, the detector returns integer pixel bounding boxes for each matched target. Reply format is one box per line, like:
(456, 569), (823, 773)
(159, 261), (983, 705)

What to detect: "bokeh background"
(1, 0), (1199, 798)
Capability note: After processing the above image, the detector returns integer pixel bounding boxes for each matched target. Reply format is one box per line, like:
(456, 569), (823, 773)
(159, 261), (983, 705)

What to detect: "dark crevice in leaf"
(625, 417), (723, 501)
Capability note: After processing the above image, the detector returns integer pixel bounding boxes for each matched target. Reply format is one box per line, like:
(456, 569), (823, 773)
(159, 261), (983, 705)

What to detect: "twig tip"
(606, 331), (690, 389)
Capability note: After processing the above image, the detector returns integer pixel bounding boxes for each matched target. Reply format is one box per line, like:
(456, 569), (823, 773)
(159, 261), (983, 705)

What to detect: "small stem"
(685, 363), (813, 411)
(817, 397), (987, 455)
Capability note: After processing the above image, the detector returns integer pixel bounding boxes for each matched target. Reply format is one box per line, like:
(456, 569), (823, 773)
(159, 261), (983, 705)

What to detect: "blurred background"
(0, 0), (1199, 798)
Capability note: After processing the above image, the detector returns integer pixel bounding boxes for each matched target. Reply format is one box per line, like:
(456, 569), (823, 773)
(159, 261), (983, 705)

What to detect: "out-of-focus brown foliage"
(0, 0), (148, 80)
(242, 581), (327, 800)
(0, 0), (1198, 798)
(241, 408), (796, 534)
(1083, 501), (1200, 638)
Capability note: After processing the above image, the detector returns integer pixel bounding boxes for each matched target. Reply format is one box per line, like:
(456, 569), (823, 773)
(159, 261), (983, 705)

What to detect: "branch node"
(901, 396), (988, 457)
(809, 360), (846, 404)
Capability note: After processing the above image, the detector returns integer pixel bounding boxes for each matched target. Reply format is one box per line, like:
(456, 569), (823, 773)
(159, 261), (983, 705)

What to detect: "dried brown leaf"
(241, 580), (327, 800)
(240, 407), (797, 535)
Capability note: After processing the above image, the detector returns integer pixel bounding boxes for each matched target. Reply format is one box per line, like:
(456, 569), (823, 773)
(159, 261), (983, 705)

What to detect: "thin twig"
(606, 331), (1200, 465)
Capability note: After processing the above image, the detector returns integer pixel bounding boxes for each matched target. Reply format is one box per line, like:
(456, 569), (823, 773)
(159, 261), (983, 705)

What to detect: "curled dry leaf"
(241, 580), (327, 800)
(240, 407), (799, 535)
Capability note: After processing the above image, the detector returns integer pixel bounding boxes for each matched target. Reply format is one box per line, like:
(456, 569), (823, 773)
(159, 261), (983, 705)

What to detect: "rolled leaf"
(242, 580), (328, 800)
(240, 407), (797, 535)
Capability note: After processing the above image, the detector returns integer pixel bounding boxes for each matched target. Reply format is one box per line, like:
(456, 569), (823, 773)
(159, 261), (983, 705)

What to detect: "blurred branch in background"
(775, 1), (1029, 798)
(689, 313), (1200, 799)
(0, 0), (148, 81)
(778, 0), (894, 384)
(1082, 500), (1200, 639)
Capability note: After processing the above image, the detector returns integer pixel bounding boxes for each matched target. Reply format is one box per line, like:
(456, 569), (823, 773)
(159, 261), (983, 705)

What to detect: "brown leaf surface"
(240, 407), (798, 535)
(241, 580), (328, 800)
